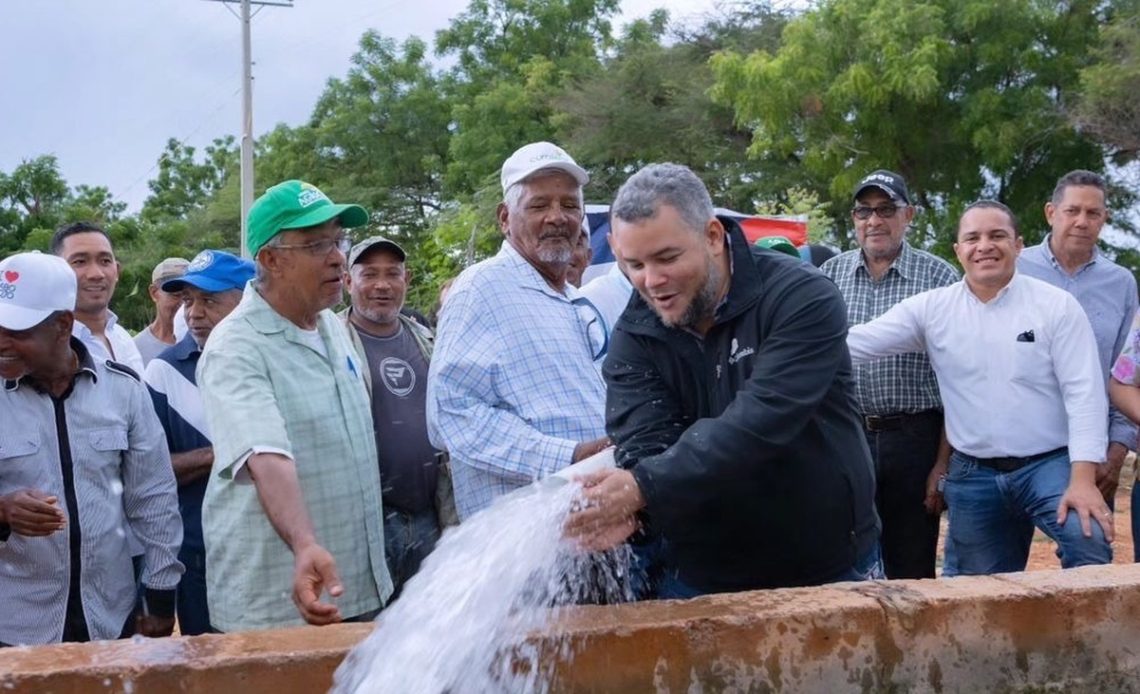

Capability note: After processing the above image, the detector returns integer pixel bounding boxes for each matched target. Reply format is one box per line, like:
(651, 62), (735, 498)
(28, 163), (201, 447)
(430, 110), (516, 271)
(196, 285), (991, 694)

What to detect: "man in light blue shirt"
(1018, 170), (1138, 511)
(427, 142), (610, 519)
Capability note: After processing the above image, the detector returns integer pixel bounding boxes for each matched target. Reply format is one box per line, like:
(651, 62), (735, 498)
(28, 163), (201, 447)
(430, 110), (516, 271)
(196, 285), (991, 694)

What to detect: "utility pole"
(203, 0), (293, 257)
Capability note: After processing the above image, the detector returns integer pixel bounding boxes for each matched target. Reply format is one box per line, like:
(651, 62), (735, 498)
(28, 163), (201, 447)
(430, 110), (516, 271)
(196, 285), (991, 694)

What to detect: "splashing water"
(332, 479), (633, 693)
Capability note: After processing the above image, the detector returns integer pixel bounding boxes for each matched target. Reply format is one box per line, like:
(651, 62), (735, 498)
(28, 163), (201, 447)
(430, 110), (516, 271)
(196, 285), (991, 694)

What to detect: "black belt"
(963, 446), (1068, 474)
(863, 410), (941, 432)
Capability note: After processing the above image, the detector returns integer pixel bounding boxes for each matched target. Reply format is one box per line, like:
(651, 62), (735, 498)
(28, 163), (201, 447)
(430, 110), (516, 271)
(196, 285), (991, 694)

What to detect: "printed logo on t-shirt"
(379, 357), (415, 397)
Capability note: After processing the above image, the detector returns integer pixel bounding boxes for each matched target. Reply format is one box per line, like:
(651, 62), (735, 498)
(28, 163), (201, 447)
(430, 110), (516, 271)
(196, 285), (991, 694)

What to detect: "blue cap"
(162, 250), (255, 294)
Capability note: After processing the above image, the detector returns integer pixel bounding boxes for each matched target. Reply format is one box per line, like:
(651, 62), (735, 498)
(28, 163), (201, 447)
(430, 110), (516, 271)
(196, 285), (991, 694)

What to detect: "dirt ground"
(936, 454), (1136, 574)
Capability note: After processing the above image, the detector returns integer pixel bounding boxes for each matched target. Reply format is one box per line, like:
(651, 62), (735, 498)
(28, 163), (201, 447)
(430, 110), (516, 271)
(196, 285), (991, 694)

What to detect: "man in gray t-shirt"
(341, 236), (446, 595)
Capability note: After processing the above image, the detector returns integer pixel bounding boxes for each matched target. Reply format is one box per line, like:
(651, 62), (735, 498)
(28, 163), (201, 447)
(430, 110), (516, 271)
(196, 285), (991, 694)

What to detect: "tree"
(0, 155), (70, 253)
(711, 0), (1113, 251)
(141, 137), (237, 223)
(1072, 0), (1140, 162)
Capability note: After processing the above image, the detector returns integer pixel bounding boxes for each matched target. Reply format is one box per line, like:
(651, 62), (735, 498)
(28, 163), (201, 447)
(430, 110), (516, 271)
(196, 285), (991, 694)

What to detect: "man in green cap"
(197, 180), (394, 631)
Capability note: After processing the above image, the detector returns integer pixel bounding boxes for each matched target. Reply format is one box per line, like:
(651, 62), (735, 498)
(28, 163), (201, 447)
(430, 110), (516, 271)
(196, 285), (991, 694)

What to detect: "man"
(567, 219), (593, 288)
(134, 257), (189, 366)
(847, 201), (1113, 576)
(143, 250), (254, 635)
(820, 170), (959, 579)
(51, 222), (144, 374)
(1018, 170), (1137, 515)
(341, 236), (453, 594)
(0, 252), (183, 645)
(566, 163), (880, 598)
(197, 180), (393, 631)
(428, 142), (611, 519)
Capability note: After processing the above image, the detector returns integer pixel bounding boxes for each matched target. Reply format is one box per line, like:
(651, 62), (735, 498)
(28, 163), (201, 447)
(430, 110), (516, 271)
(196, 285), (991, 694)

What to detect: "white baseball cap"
(500, 141), (589, 194)
(0, 252), (78, 331)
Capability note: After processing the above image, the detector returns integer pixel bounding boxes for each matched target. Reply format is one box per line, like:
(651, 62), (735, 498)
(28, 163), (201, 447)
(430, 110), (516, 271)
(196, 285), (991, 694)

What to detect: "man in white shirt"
(847, 200), (1113, 576)
(50, 222), (144, 374)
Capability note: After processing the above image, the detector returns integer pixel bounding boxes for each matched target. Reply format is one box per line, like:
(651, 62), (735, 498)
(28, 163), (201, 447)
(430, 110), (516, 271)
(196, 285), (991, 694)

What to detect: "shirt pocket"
(0, 436), (44, 492)
(1009, 339), (1053, 387)
(86, 427), (129, 472)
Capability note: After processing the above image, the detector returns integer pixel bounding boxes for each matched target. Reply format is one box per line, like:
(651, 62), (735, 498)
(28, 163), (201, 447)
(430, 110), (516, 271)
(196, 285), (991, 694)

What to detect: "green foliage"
(1072, 0), (1140, 163)
(754, 188), (833, 244)
(711, 0), (1114, 251)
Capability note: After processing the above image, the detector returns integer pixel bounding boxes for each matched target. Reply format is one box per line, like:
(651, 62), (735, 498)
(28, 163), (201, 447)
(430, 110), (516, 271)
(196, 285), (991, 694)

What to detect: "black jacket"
(604, 219), (879, 593)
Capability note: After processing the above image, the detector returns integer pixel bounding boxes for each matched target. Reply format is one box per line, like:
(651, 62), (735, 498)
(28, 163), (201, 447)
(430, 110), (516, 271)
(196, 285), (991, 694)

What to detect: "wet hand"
(292, 543), (344, 625)
(564, 469), (644, 551)
(0, 489), (66, 537)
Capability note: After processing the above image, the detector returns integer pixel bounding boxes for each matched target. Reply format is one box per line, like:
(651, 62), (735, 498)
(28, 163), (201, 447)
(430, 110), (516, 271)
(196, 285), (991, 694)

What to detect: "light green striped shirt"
(198, 283), (392, 631)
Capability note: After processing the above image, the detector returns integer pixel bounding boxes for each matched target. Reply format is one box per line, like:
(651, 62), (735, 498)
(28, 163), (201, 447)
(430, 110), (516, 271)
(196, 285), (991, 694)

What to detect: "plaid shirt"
(197, 284), (392, 631)
(821, 242), (959, 415)
(427, 241), (607, 519)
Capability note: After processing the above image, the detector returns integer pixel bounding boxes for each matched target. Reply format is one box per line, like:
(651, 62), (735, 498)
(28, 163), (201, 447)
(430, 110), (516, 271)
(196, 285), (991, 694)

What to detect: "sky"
(0, 0), (722, 213)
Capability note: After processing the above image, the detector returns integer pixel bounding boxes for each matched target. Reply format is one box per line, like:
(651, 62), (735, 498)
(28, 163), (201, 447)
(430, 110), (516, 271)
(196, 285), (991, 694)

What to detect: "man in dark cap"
(819, 169), (959, 579)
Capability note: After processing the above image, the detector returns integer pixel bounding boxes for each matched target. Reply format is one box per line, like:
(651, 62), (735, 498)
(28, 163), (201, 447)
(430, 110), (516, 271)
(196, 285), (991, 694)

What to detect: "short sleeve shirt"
(196, 284), (392, 631)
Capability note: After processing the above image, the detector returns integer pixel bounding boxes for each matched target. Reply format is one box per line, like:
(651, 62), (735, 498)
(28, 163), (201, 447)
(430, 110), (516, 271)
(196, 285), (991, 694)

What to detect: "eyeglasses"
(272, 233), (353, 256)
(852, 204), (905, 220)
(571, 297), (609, 361)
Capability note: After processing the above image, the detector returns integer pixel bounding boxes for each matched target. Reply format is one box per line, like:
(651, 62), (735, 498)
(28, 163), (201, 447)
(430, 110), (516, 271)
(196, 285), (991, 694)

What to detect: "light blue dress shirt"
(427, 241), (607, 519)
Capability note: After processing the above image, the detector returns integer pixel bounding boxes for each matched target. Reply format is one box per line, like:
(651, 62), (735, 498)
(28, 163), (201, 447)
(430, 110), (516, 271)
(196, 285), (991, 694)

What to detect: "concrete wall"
(3, 564), (1140, 693)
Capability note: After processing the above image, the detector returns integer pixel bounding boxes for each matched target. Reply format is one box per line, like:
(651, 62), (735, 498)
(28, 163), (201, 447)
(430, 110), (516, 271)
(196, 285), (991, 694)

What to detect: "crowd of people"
(0, 138), (1136, 645)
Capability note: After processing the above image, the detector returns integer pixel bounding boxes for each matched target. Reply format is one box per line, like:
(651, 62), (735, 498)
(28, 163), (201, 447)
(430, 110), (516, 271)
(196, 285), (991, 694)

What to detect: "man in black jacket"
(566, 163), (880, 598)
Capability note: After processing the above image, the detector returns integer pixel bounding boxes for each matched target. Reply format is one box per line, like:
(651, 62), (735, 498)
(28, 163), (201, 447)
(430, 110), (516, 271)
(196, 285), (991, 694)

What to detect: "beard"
(536, 243), (573, 266)
(659, 258), (723, 331)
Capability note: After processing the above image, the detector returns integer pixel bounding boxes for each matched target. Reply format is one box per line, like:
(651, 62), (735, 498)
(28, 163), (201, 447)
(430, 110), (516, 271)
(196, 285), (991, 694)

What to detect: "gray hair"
(503, 168), (585, 212)
(1051, 169), (1106, 205)
(254, 234), (283, 284)
(611, 163), (714, 234)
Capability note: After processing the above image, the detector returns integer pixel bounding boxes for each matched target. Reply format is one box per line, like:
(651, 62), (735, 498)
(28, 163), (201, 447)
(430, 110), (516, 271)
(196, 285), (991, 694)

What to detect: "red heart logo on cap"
(3, 271), (17, 283)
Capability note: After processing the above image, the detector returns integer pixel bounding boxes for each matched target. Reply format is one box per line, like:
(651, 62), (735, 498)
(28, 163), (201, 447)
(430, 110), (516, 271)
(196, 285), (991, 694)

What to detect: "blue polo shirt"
(144, 334), (211, 553)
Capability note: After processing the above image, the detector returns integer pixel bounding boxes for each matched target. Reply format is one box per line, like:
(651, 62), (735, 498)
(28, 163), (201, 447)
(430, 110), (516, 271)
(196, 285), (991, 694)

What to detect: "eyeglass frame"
(851, 203), (908, 220)
(270, 233), (354, 257)
(570, 296), (609, 361)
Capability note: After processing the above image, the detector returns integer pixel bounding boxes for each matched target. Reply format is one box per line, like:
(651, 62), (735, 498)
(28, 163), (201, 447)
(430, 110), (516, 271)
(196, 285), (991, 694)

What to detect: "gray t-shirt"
(133, 326), (175, 367)
(356, 324), (440, 514)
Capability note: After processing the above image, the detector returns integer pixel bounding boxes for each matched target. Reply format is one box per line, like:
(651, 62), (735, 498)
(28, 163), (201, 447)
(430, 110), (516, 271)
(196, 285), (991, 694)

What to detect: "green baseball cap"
(755, 235), (800, 258)
(247, 180), (369, 257)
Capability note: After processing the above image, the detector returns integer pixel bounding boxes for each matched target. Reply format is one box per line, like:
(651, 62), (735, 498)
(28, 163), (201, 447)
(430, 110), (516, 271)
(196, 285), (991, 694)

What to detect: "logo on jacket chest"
(727, 338), (756, 366)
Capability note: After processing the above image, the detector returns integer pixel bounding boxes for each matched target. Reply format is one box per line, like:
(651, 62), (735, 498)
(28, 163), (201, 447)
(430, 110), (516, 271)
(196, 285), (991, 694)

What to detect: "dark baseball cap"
(853, 170), (911, 205)
(348, 236), (407, 267)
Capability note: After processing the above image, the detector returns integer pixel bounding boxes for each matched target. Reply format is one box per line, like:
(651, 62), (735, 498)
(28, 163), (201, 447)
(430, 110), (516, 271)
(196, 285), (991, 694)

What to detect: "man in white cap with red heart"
(0, 252), (183, 646)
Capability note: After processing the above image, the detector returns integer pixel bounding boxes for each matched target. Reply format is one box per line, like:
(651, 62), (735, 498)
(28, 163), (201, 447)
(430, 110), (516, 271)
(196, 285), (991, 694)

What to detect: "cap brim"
(285, 203), (370, 232)
(163, 276), (249, 294)
(0, 303), (54, 331)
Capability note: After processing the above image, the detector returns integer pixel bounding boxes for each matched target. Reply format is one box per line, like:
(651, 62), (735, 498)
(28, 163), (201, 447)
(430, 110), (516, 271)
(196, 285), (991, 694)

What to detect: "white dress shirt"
(580, 262), (633, 337)
(73, 310), (145, 375)
(847, 273), (1107, 462)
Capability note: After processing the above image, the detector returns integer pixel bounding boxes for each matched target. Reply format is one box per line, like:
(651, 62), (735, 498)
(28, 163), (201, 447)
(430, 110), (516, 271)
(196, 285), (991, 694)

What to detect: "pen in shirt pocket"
(1016, 329), (1035, 343)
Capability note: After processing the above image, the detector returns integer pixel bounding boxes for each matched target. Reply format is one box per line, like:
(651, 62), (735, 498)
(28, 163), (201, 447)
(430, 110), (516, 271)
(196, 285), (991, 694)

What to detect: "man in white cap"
(427, 142), (610, 519)
(0, 252), (183, 646)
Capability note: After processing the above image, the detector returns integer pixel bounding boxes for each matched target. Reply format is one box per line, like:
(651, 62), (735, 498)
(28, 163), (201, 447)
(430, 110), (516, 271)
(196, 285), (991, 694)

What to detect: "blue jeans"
(384, 508), (441, 598)
(177, 546), (211, 636)
(942, 449), (1112, 576)
(656, 544), (884, 600)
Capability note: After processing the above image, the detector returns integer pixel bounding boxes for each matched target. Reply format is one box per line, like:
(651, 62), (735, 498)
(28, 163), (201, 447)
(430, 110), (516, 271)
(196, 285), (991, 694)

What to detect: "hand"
(572, 436), (613, 463)
(564, 468), (644, 552)
(292, 543), (344, 626)
(924, 457), (949, 515)
(0, 489), (66, 537)
(1095, 442), (1128, 504)
(134, 614), (176, 638)
(1057, 464), (1114, 543)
